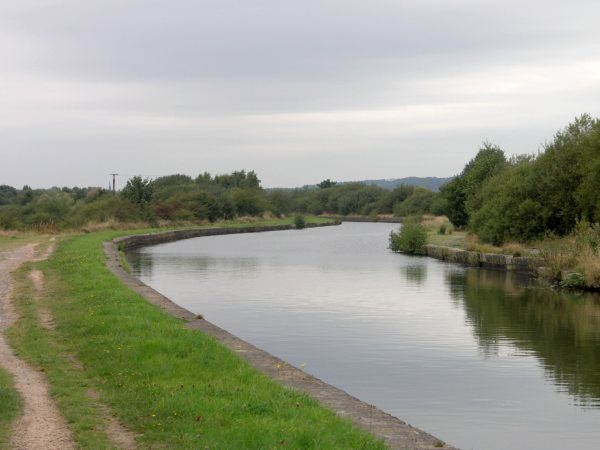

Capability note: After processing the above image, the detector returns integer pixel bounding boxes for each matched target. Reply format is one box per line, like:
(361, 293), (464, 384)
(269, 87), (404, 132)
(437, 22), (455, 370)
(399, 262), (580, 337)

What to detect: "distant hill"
(358, 177), (453, 191)
(286, 176), (454, 192)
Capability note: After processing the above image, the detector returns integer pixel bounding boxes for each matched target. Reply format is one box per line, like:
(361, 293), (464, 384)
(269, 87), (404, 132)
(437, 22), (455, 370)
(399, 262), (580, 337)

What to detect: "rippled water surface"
(128, 222), (600, 450)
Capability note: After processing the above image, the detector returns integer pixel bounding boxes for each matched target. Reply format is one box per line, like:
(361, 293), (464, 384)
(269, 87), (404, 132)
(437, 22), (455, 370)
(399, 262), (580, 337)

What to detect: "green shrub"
(0, 206), (22, 230)
(294, 215), (306, 229)
(228, 188), (268, 216)
(389, 221), (427, 254)
(121, 176), (154, 206)
(69, 196), (141, 226)
(393, 187), (435, 217)
(560, 272), (586, 288)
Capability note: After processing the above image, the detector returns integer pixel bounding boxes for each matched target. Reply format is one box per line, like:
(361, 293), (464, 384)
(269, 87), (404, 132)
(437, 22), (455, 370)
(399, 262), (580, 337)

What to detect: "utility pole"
(109, 173), (118, 194)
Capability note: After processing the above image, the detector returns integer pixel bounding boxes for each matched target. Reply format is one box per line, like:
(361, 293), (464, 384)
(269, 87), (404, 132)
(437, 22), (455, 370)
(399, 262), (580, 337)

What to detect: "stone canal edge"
(104, 224), (458, 450)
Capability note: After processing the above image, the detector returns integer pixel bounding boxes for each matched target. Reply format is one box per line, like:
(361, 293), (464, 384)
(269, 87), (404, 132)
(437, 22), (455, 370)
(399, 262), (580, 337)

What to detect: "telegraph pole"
(109, 173), (118, 194)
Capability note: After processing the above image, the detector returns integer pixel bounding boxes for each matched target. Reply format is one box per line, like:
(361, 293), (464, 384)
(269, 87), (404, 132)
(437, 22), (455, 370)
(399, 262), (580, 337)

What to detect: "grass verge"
(422, 219), (529, 256)
(0, 369), (21, 449)
(7, 219), (385, 449)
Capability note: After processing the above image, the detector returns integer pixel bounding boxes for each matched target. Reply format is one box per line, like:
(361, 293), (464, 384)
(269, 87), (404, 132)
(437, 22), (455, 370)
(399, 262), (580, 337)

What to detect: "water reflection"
(448, 267), (600, 406)
(400, 263), (427, 286)
(133, 250), (154, 274)
(128, 253), (261, 279)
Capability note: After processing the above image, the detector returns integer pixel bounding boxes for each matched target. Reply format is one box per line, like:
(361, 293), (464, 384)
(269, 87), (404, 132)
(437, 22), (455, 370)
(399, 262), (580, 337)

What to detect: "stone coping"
(114, 221), (339, 251)
(104, 225), (457, 450)
(424, 244), (547, 276)
(324, 215), (403, 223)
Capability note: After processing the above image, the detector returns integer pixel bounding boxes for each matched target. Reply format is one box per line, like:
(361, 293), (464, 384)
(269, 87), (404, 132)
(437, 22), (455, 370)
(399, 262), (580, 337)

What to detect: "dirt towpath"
(0, 243), (75, 450)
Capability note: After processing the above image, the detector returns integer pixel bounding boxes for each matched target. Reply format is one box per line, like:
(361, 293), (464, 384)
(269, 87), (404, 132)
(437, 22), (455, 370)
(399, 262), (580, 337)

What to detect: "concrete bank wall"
(324, 215), (402, 223)
(114, 221), (339, 251)
(106, 224), (456, 450)
(425, 244), (547, 276)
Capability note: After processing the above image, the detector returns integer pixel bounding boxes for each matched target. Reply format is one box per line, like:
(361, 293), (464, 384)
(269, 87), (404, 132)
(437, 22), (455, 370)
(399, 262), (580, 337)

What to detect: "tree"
(440, 142), (507, 228)
(0, 185), (17, 205)
(393, 187), (436, 217)
(317, 179), (336, 189)
(17, 185), (34, 205)
(467, 115), (600, 244)
(228, 187), (267, 216)
(213, 170), (261, 189)
(121, 176), (154, 206)
(376, 184), (415, 213)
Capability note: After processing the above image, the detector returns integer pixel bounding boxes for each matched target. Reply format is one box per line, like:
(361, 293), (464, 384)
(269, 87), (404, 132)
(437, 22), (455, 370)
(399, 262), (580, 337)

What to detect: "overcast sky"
(2, 0), (599, 189)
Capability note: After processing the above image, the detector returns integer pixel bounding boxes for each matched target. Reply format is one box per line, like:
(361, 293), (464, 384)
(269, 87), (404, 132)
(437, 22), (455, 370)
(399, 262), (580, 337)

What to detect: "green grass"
(0, 233), (44, 252)
(7, 262), (117, 449)
(6, 219), (385, 449)
(0, 369), (21, 449)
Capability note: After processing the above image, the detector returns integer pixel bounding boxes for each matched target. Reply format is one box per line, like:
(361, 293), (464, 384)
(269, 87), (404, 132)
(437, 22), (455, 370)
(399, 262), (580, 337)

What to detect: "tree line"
(2, 114), (597, 238)
(438, 114), (600, 244)
(0, 170), (440, 231)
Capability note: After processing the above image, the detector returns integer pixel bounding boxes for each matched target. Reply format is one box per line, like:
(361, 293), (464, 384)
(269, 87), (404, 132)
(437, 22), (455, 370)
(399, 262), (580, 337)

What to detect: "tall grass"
(537, 221), (600, 288)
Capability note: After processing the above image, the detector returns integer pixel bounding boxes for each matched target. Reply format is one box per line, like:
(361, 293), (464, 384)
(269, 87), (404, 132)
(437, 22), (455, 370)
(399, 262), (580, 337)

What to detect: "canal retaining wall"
(324, 215), (403, 223)
(114, 221), (340, 251)
(424, 244), (547, 276)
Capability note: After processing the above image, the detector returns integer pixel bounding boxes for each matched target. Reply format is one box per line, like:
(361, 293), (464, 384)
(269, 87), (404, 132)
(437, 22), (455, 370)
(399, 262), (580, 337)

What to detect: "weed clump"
(389, 221), (427, 254)
(538, 221), (600, 288)
(293, 215), (306, 229)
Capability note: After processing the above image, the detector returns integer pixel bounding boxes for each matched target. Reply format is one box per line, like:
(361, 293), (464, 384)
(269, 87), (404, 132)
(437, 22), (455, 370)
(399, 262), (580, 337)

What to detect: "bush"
(294, 215), (306, 229)
(69, 196), (141, 227)
(560, 272), (586, 289)
(393, 187), (435, 217)
(121, 176), (154, 206)
(228, 188), (268, 216)
(389, 221), (427, 254)
(439, 142), (507, 228)
(0, 206), (22, 230)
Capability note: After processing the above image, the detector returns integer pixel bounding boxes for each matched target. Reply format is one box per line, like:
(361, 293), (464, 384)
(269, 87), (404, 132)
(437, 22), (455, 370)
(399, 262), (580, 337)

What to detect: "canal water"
(127, 222), (600, 450)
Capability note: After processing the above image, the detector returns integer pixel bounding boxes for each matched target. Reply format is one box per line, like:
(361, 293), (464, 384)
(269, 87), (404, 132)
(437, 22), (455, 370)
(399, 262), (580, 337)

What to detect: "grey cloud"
(1, 0), (599, 188)
(6, 0), (595, 83)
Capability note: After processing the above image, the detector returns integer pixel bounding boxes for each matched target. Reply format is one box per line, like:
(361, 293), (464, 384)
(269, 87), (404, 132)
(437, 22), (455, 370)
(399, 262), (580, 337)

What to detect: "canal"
(127, 222), (600, 450)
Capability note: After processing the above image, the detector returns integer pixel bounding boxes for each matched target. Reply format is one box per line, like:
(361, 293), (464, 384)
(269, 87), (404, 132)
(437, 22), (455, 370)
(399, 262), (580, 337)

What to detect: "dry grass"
(579, 247), (600, 288)
(0, 231), (45, 252)
(420, 218), (530, 256)
(79, 219), (155, 233)
(536, 235), (577, 278)
(465, 239), (529, 257)
(427, 231), (468, 249)
(421, 215), (450, 231)
(535, 223), (600, 287)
